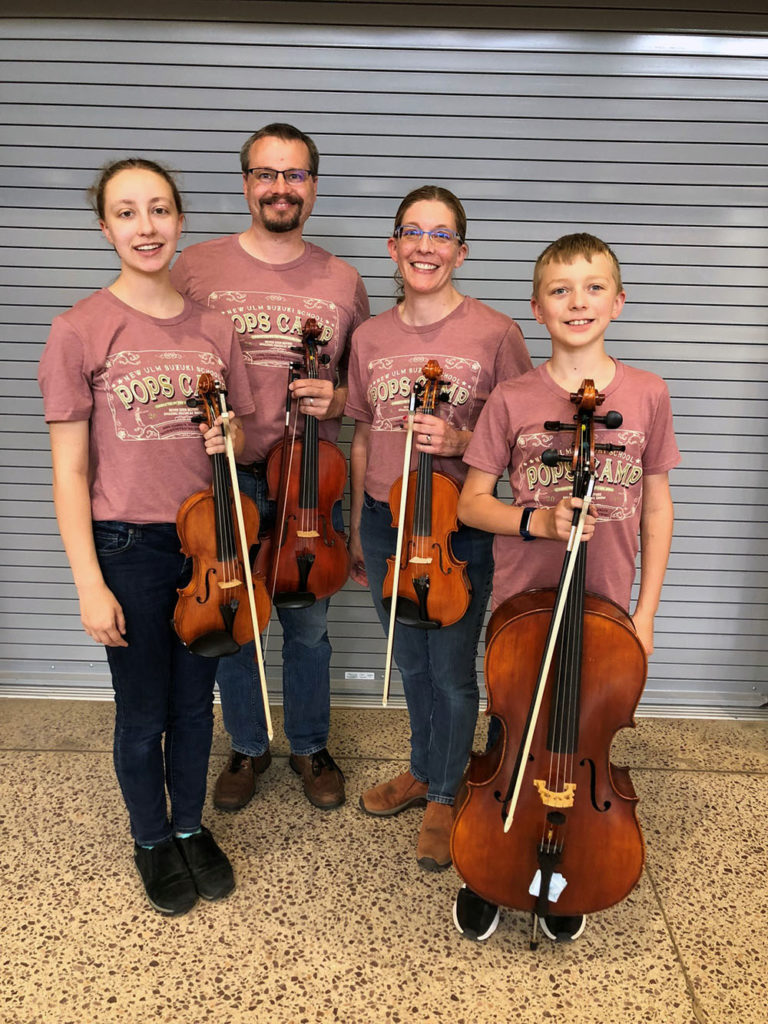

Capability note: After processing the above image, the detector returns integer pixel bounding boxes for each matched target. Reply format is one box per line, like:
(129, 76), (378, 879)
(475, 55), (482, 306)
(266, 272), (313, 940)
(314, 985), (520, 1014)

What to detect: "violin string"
(301, 349), (318, 552)
(213, 453), (232, 585)
(415, 380), (437, 568)
(207, 394), (234, 588)
(305, 395), (317, 549)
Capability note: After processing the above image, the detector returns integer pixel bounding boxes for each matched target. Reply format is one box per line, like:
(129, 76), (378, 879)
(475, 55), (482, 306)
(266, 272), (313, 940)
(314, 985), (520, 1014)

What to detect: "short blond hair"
(533, 232), (623, 298)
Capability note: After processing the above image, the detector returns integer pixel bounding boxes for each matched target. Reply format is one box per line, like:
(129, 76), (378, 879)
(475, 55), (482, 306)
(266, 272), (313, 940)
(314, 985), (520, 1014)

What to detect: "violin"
(255, 318), (350, 608)
(173, 374), (271, 656)
(450, 380), (647, 948)
(382, 359), (470, 630)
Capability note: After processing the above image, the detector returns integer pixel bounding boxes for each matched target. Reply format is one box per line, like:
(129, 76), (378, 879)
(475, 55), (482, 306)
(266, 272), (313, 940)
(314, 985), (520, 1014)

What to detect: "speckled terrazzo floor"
(0, 700), (765, 1024)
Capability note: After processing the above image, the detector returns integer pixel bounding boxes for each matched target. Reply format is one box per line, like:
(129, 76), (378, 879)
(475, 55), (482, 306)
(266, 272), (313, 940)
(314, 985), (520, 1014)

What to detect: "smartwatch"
(519, 506), (537, 541)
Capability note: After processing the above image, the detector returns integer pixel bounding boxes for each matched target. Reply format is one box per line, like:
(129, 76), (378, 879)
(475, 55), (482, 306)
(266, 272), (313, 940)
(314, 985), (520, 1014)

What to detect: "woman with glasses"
(346, 185), (531, 872)
(38, 158), (255, 916)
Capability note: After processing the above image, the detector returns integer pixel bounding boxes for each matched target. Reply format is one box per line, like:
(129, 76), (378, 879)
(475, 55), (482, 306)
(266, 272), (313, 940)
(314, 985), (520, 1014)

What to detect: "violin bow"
(503, 475), (595, 832)
(217, 387), (274, 742)
(382, 386), (418, 706)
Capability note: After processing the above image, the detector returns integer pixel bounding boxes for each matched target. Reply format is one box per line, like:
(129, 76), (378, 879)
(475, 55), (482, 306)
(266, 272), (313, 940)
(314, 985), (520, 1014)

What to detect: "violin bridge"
(533, 779), (576, 807)
(408, 556), (432, 565)
(217, 579), (242, 590)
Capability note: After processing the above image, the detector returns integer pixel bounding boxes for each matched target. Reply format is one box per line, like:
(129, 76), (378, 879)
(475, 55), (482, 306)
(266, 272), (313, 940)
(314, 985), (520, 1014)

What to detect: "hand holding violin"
(199, 413), (243, 458)
(290, 376), (338, 419)
(412, 412), (470, 457)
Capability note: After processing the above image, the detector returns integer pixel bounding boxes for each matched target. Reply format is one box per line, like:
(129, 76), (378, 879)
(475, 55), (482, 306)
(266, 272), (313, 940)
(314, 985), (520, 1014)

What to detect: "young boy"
(454, 233), (680, 943)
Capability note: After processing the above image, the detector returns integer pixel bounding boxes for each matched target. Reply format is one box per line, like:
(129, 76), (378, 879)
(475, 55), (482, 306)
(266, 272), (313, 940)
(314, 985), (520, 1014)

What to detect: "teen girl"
(38, 159), (255, 916)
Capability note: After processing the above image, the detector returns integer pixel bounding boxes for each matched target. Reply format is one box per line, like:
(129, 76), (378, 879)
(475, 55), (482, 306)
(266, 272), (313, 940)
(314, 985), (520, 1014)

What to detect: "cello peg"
(542, 449), (570, 467)
(595, 411), (623, 429)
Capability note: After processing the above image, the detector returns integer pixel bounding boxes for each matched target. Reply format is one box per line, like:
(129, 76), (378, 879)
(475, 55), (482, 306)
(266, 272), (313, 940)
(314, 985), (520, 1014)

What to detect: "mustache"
(261, 194), (302, 207)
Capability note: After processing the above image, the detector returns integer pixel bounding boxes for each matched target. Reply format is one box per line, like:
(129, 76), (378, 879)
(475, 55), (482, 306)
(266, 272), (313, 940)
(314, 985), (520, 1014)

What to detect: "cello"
(450, 380), (647, 947)
(381, 359), (471, 703)
(255, 318), (350, 608)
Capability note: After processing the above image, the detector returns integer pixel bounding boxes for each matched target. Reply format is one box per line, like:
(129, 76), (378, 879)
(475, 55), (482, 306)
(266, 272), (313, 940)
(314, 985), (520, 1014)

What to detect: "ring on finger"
(426, 434), (432, 444)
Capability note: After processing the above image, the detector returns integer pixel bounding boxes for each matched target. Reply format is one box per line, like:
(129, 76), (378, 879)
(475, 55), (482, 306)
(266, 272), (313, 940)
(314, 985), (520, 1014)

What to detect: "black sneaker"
(539, 913), (586, 942)
(133, 838), (198, 916)
(175, 826), (235, 901)
(453, 884), (500, 942)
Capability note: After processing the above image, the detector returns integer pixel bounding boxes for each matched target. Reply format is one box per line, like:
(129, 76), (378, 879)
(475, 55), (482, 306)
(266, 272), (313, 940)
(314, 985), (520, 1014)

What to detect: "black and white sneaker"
(539, 913), (586, 942)
(453, 884), (500, 942)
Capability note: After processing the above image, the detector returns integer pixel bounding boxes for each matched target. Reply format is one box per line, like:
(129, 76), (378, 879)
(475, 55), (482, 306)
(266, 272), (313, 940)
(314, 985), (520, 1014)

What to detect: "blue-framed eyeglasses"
(393, 225), (463, 246)
(246, 168), (313, 185)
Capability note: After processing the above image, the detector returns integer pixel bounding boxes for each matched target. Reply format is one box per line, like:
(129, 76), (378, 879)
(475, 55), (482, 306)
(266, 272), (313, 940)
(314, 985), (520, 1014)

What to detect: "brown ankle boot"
(416, 801), (453, 872)
(359, 770), (428, 817)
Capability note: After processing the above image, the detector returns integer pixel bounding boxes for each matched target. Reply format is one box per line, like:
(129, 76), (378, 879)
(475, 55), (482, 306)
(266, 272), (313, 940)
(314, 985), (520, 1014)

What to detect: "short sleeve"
(37, 317), (94, 422)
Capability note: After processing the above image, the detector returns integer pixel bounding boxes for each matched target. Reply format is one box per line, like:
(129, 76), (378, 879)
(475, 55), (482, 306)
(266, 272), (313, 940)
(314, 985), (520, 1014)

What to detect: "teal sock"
(174, 828), (202, 840)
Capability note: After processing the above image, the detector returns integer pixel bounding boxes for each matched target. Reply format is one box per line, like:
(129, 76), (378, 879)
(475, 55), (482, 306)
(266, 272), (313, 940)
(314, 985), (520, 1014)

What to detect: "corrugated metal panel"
(0, 8), (766, 711)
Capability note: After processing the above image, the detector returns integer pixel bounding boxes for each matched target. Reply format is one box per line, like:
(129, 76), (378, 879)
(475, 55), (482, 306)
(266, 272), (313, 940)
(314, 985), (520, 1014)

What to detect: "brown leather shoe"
(416, 801), (453, 872)
(213, 749), (271, 811)
(289, 748), (345, 810)
(359, 770), (428, 817)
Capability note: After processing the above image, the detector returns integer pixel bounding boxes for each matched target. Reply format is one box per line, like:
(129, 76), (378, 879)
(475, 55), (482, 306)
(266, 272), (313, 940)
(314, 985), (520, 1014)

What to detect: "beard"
(259, 196), (303, 234)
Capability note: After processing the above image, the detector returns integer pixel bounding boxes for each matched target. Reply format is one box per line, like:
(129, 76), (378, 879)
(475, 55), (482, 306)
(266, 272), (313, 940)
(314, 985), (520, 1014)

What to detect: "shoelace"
(311, 748), (343, 779)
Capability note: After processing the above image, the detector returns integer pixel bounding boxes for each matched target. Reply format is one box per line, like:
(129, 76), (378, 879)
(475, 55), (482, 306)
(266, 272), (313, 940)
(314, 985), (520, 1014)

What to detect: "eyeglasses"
(393, 225), (463, 247)
(245, 167), (313, 185)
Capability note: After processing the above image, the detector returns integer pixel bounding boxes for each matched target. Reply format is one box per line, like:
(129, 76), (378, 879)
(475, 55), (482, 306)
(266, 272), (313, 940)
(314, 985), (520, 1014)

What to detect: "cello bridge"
(296, 529), (320, 538)
(533, 779), (576, 807)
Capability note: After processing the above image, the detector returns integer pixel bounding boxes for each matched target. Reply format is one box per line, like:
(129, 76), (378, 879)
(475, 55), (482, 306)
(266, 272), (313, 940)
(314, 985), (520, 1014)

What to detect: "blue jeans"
(94, 522), (217, 847)
(215, 468), (337, 757)
(359, 494), (494, 804)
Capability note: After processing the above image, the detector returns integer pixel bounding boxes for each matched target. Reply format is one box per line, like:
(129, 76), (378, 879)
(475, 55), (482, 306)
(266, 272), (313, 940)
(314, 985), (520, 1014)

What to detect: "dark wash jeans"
(94, 521), (217, 847)
(359, 493), (494, 804)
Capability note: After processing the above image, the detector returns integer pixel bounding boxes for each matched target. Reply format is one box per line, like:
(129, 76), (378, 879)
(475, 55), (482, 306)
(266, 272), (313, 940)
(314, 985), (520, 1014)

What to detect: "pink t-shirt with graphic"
(170, 236), (370, 462)
(463, 360), (681, 611)
(345, 297), (531, 501)
(38, 288), (255, 524)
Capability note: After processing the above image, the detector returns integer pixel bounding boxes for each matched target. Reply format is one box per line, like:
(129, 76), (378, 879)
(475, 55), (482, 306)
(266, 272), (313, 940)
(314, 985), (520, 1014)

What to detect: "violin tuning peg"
(190, 414), (206, 425)
(438, 392), (450, 402)
(319, 354), (331, 365)
(186, 397), (201, 408)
